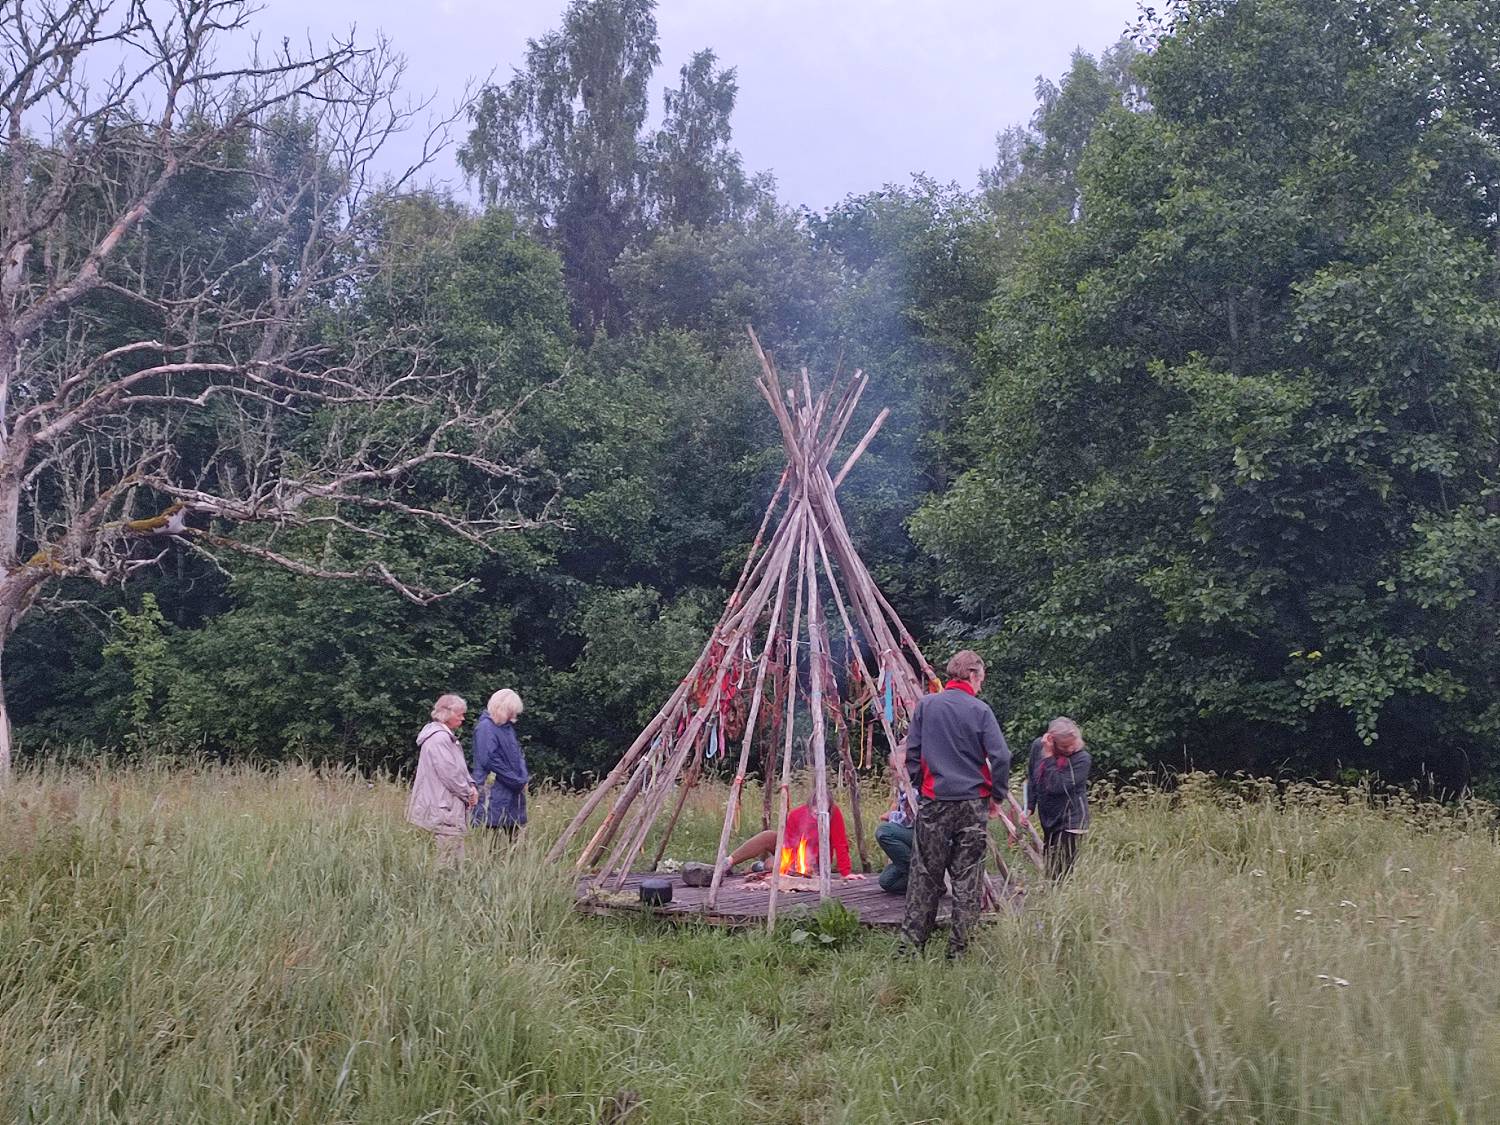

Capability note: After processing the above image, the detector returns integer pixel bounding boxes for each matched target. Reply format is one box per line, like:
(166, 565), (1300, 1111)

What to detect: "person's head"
(431, 693), (467, 731)
(799, 773), (834, 809)
(945, 649), (986, 690)
(1044, 716), (1084, 757)
(487, 688), (524, 725)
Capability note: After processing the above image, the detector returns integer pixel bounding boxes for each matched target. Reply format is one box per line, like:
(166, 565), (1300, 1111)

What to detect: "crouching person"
(875, 743), (917, 895)
(407, 693), (478, 868)
(898, 650), (1010, 958)
(1027, 717), (1091, 880)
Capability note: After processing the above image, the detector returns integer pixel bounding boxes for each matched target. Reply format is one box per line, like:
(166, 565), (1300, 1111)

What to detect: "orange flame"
(779, 838), (811, 876)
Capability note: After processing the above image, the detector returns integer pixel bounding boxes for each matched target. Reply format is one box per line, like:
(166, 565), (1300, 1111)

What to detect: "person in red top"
(719, 777), (864, 878)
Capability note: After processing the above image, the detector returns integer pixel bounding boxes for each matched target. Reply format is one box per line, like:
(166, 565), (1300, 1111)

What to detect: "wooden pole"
(804, 524), (833, 901)
(708, 507), (800, 910)
(551, 465), (793, 864)
(599, 678), (725, 889)
(576, 753), (652, 871)
(651, 734), (705, 871)
(809, 511), (924, 820)
(767, 502), (811, 932)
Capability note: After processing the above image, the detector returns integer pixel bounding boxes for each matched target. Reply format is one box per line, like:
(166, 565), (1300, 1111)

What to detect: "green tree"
(647, 50), (764, 230)
(980, 41), (1143, 240)
(917, 0), (1500, 782)
(460, 0), (659, 336)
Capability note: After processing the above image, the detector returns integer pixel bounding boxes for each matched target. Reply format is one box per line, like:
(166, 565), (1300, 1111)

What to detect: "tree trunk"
(0, 573), (45, 783)
(0, 631), (11, 782)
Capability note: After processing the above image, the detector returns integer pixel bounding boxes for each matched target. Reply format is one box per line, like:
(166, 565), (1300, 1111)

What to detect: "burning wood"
(742, 872), (821, 893)
(780, 837), (812, 876)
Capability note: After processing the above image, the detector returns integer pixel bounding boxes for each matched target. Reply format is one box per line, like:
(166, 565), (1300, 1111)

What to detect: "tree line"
(6, 0), (1497, 790)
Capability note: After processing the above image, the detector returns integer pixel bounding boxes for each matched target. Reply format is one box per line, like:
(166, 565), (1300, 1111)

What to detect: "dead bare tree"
(0, 1), (559, 777)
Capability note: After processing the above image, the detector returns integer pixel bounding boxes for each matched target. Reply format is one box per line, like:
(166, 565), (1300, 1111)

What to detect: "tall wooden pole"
(708, 506), (800, 910)
(767, 501), (811, 932)
(804, 524), (833, 901)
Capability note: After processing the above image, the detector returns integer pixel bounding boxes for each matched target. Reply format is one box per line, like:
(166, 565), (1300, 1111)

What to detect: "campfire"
(781, 837), (811, 876)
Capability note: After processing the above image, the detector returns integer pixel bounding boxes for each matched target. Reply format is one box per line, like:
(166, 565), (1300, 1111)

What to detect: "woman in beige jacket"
(406, 693), (478, 866)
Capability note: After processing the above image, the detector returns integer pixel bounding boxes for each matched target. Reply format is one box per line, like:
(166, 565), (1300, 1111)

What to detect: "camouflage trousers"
(898, 797), (989, 956)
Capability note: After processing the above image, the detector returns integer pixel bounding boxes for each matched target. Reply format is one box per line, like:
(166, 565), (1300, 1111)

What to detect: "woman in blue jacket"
(471, 689), (529, 838)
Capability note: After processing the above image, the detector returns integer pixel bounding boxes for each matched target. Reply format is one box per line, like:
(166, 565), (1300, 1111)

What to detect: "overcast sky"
(249, 0), (1142, 210)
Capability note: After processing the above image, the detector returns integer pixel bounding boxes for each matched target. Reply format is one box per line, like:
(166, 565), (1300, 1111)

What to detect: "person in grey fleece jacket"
(897, 649), (1011, 957)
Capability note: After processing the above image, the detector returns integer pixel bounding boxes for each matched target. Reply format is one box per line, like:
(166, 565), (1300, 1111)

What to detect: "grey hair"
(1047, 716), (1083, 744)
(431, 693), (468, 723)
(487, 688), (524, 724)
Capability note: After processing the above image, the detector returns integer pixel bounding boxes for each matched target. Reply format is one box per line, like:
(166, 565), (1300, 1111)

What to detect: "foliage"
(916, 0), (1500, 781)
(788, 899), (864, 949)
(459, 0), (762, 336)
(99, 595), (174, 752)
(16, 0), (1500, 791)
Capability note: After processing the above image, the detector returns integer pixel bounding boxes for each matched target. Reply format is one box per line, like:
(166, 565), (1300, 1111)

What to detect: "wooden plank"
(574, 872), (1021, 930)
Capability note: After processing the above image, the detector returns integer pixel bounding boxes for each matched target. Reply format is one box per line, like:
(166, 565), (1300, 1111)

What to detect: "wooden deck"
(574, 871), (1024, 929)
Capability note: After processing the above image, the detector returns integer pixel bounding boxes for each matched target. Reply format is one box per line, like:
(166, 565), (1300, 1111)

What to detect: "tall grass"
(2, 765), (1498, 1123)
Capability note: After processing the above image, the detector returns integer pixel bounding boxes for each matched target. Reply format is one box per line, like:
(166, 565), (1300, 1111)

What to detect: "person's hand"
(467, 785), (479, 808)
(844, 873), (867, 881)
(1018, 808), (1030, 827)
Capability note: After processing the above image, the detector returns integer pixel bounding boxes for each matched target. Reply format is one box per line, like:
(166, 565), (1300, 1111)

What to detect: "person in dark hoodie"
(1026, 717), (1090, 880)
(897, 649), (1011, 958)
(471, 689), (529, 839)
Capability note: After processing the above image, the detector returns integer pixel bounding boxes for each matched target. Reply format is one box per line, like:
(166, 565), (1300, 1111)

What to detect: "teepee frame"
(548, 328), (1043, 927)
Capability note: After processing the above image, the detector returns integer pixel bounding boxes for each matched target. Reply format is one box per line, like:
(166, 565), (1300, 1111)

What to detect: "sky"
(248, 0), (1142, 211)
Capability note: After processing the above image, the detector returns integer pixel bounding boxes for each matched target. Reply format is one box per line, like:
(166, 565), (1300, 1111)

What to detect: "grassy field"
(2, 766), (1499, 1124)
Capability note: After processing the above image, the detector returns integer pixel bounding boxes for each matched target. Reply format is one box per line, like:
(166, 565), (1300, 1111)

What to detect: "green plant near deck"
(787, 899), (864, 950)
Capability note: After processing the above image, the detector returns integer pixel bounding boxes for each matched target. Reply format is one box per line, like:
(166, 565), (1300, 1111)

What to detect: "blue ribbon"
(884, 675), (894, 725)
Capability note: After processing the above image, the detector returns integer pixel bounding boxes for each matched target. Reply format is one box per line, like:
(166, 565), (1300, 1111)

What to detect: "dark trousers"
(899, 798), (989, 956)
(1043, 826), (1080, 880)
(875, 822), (914, 894)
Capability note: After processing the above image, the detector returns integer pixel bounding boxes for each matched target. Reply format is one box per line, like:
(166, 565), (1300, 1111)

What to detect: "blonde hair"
(487, 688), (524, 724)
(431, 693), (467, 723)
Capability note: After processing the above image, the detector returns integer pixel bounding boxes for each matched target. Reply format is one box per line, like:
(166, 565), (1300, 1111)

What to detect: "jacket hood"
(416, 720), (450, 747)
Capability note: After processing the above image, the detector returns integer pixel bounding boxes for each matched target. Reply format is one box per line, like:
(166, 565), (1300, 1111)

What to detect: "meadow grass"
(2, 765), (1499, 1123)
